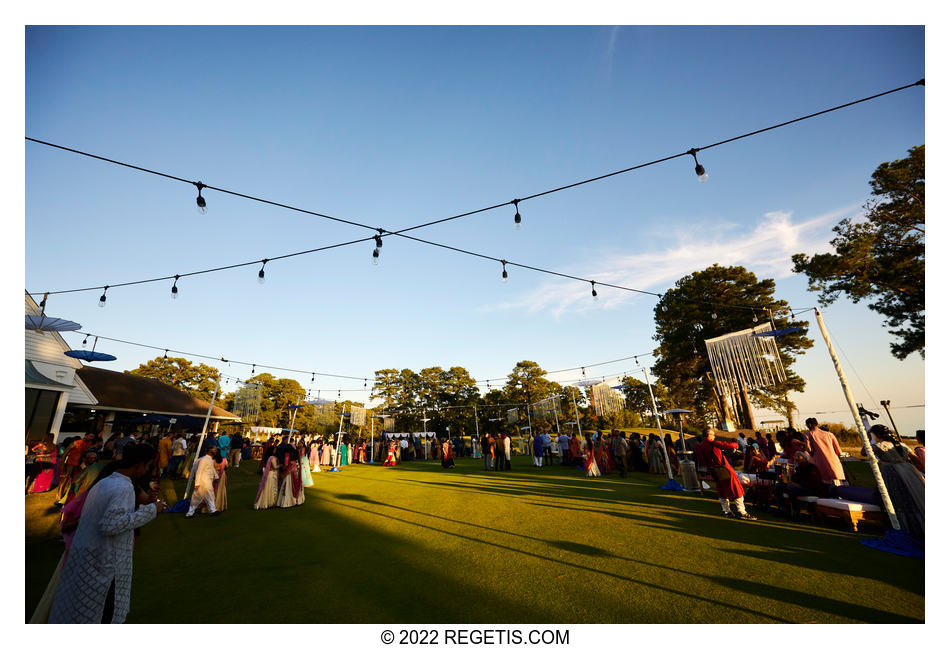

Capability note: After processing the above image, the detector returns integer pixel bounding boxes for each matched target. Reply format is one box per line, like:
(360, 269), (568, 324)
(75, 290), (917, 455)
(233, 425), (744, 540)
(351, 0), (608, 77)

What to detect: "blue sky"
(24, 26), (925, 431)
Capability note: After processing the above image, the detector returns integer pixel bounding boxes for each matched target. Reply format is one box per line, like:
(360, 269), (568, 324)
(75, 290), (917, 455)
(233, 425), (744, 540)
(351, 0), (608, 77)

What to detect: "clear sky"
(24, 25), (925, 431)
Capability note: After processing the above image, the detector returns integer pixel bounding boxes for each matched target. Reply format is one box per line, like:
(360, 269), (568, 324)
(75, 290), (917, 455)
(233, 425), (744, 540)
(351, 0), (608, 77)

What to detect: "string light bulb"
(258, 259), (267, 284)
(39, 292), (48, 312)
(591, 281), (598, 301)
(688, 148), (708, 182)
(372, 247), (380, 265)
(711, 312), (718, 320)
(163, 349), (168, 360)
(98, 286), (108, 308)
(195, 182), (207, 213)
(501, 260), (508, 282)
(752, 311), (759, 323)
(82, 335), (89, 348)
(512, 199), (522, 230)
(662, 304), (668, 312)
(374, 230), (384, 249)
(251, 364), (256, 375)
(171, 275), (179, 299)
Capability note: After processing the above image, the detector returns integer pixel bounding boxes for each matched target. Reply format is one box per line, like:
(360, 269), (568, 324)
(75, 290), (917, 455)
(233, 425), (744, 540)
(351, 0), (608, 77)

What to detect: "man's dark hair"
(805, 417), (818, 429)
(117, 443), (157, 468)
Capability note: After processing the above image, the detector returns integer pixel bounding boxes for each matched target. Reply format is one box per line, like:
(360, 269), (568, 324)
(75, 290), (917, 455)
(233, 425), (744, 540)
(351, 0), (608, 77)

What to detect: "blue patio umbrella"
(752, 327), (805, 338)
(63, 335), (116, 362)
(65, 350), (117, 362)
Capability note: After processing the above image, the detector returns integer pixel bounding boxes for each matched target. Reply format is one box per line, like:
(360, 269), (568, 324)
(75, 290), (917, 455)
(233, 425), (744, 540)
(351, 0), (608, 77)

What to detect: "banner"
(507, 407), (519, 424)
(350, 406), (366, 426)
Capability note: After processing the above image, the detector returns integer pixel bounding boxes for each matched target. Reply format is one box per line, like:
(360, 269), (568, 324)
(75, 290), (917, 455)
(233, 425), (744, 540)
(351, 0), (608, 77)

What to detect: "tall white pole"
(333, 406), (345, 470)
(370, 412), (375, 463)
(813, 308), (899, 529)
(184, 379), (219, 500)
(571, 390), (582, 433)
(643, 367), (673, 480)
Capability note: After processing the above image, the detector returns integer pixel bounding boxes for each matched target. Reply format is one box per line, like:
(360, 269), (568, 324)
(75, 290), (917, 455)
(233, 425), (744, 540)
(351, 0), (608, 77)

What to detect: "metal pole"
(813, 308), (899, 529)
(333, 407), (345, 470)
(369, 412), (375, 463)
(184, 379), (219, 500)
(880, 400), (902, 442)
(643, 367), (673, 480)
(571, 389), (581, 433)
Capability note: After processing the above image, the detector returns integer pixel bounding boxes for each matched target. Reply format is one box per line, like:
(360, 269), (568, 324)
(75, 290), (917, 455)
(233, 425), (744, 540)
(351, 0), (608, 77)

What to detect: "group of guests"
(695, 418), (925, 538)
(253, 436), (311, 510)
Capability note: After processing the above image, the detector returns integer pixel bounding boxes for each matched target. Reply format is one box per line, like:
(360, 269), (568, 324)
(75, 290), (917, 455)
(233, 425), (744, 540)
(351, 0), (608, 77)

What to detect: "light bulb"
(374, 232), (383, 249)
(512, 199), (522, 230)
(258, 260), (267, 284)
(662, 305), (668, 312)
(688, 149), (709, 183)
(711, 312), (717, 320)
(98, 288), (108, 308)
(171, 285), (178, 299)
(501, 261), (508, 282)
(591, 281), (598, 301)
(195, 182), (207, 214)
(752, 313), (758, 323)
(372, 248), (380, 265)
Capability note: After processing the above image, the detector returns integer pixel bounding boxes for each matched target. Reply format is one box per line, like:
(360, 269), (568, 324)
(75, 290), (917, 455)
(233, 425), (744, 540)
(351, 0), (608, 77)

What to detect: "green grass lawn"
(25, 456), (923, 623)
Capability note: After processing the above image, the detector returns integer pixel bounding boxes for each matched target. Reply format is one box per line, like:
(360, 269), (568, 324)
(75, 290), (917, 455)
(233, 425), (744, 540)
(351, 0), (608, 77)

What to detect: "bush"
(819, 421), (863, 446)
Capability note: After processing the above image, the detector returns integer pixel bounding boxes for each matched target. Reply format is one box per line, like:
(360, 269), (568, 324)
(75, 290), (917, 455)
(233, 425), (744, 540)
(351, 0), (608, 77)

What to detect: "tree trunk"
(737, 375), (756, 430)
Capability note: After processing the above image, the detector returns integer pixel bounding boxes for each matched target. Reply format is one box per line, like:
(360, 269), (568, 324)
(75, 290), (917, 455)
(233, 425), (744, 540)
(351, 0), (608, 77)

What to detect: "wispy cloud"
(485, 205), (858, 318)
(604, 26), (621, 79)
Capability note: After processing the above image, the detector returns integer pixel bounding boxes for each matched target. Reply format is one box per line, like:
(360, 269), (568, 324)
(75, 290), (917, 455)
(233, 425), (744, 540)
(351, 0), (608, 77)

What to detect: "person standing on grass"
(48, 443), (165, 624)
(694, 427), (756, 520)
(157, 432), (173, 478)
(558, 430), (570, 465)
(611, 431), (629, 478)
(229, 431), (243, 468)
(495, 434), (507, 471)
(481, 433), (493, 470)
(802, 417), (846, 486)
(186, 447), (219, 518)
(503, 432), (512, 470)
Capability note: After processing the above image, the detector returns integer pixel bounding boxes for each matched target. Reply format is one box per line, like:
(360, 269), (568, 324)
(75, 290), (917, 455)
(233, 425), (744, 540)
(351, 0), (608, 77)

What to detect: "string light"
(711, 312), (718, 320)
(39, 292), (48, 311)
(688, 149), (708, 182)
(372, 247), (380, 265)
(662, 305), (668, 312)
(171, 275), (179, 299)
(251, 364), (256, 375)
(98, 286), (108, 308)
(163, 349), (168, 360)
(82, 335), (89, 348)
(501, 260), (508, 282)
(752, 311), (759, 323)
(258, 259), (267, 284)
(512, 199), (521, 230)
(591, 281), (598, 301)
(194, 182), (207, 213)
(374, 230), (383, 249)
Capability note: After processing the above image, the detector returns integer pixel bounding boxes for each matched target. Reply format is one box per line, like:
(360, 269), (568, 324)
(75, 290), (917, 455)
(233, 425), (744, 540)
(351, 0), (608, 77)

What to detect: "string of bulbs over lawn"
(26, 78), (923, 319)
(69, 327), (666, 394)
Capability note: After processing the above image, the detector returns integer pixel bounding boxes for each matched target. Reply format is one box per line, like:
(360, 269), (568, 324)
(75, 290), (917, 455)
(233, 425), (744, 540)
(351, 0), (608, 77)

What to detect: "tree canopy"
(127, 356), (221, 402)
(792, 145), (924, 359)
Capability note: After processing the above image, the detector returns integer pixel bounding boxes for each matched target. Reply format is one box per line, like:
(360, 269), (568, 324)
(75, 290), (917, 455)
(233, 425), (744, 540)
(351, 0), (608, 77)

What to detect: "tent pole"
(813, 308), (899, 529)
(184, 379), (219, 500)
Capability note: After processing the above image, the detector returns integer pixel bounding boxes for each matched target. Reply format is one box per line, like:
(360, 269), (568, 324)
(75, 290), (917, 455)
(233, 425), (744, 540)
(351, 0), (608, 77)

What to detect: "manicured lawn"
(25, 456), (923, 623)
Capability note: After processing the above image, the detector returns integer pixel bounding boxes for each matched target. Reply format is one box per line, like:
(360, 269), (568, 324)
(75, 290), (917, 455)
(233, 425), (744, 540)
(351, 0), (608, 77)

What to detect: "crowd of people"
(27, 416), (925, 624)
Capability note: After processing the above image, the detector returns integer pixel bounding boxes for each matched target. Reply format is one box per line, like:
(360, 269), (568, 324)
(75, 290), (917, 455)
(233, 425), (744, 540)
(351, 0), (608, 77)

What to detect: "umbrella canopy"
(26, 314), (82, 332)
(663, 408), (693, 415)
(752, 327), (805, 338)
(64, 350), (117, 362)
(574, 379), (601, 387)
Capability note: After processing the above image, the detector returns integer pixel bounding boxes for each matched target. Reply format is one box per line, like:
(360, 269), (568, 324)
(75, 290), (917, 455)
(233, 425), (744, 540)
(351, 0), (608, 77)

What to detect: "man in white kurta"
(186, 449), (219, 517)
(49, 447), (162, 623)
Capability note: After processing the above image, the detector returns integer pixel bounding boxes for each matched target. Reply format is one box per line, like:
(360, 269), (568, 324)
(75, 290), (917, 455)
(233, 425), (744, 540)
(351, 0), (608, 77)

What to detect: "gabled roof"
(75, 366), (240, 420)
(25, 360), (73, 388)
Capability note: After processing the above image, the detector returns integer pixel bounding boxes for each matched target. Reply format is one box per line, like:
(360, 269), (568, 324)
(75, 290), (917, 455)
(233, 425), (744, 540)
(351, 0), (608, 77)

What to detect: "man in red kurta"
(694, 428), (756, 520)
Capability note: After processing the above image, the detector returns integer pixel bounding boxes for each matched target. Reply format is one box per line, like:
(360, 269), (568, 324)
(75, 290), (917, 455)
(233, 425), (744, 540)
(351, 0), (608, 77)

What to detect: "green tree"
(244, 373), (307, 429)
(792, 145), (924, 359)
(652, 265), (812, 428)
(127, 356), (221, 402)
